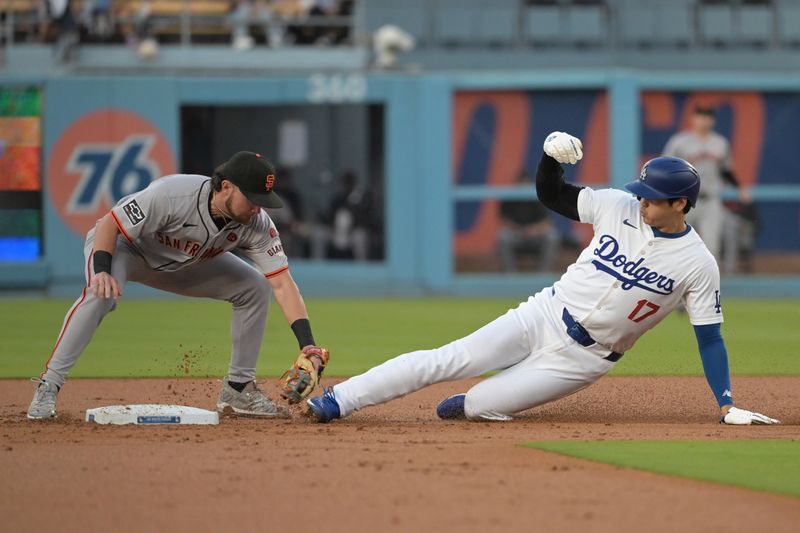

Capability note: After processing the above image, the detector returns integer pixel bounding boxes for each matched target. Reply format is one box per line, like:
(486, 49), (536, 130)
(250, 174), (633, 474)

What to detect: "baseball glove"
(280, 346), (330, 404)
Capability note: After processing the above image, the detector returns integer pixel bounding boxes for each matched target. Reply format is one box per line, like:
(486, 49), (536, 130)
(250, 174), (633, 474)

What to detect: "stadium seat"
(435, 0), (475, 45)
(364, 2), (430, 46)
(655, 2), (694, 46)
(475, 1), (518, 46)
(617, 4), (655, 47)
(699, 4), (734, 46)
(777, 4), (800, 45)
(2, 0), (38, 39)
(738, 5), (773, 46)
(525, 5), (562, 46)
(564, 4), (607, 46)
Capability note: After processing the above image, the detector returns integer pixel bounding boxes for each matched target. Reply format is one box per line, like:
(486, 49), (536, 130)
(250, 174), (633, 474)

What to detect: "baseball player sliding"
(307, 132), (778, 426)
(28, 152), (328, 420)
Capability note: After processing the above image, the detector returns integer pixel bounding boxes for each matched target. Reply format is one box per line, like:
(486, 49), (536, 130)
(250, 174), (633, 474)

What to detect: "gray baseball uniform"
(662, 131), (732, 259)
(41, 174), (288, 388)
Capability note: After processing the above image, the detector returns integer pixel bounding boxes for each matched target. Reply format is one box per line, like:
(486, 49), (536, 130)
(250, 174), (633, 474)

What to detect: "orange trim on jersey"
(265, 265), (289, 279)
(87, 248), (93, 285)
(110, 210), (133, 243)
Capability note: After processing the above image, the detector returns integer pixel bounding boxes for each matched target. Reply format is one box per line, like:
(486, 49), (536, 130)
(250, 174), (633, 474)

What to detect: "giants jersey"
(552, 188), (723, 354)
(107, 174), (288, 276)
(663, 131), (730, 197)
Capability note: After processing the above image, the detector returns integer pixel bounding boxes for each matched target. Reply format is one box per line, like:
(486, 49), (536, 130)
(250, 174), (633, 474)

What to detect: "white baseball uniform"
(41, 174), (289, 388)
(663, 131), (731, 259)
(329, 187), (723, 420)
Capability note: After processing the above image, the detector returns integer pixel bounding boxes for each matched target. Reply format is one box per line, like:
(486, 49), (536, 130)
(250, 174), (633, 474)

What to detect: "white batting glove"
(543, 131), (583, 165)
(721, 406), (780, 425)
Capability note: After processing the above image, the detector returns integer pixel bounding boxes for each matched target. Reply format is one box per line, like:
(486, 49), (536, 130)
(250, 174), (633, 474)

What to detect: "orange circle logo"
(47, 109), (176, 235)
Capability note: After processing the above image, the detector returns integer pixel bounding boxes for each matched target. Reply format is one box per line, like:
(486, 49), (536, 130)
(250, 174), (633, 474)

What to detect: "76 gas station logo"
(66, 135), (160, 213)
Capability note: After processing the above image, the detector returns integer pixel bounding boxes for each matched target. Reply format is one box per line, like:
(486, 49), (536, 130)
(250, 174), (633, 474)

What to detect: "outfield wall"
(1, 70), (799, 297)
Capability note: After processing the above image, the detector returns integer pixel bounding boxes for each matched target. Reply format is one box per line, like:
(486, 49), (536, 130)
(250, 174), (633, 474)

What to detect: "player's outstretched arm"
(543, 131), (583, 164)
(268, 269), (329, 403)
(694, 324), (780, 425)
(536, 132), (585, 221)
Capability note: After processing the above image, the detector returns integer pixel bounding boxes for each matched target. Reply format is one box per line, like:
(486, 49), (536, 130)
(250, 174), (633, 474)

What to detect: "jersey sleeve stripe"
(110, 210), (134, 242)
(265, 265), (289, 279)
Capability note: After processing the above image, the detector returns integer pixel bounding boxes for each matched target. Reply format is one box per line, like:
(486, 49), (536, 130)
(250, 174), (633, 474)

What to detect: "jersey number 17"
(628, 299), (661, 323)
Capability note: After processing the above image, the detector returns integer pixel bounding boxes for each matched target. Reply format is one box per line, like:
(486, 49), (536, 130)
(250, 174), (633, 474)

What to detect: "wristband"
(290, 318), (315, 349)
(93, 250), (113, 275)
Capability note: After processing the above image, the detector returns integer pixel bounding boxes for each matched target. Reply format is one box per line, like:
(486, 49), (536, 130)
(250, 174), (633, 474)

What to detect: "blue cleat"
(436, 394), (466, 420)
(306, 386), (341, 423)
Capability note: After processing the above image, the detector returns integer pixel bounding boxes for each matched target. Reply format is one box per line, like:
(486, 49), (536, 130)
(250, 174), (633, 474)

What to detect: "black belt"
(561, 308), (623, 363)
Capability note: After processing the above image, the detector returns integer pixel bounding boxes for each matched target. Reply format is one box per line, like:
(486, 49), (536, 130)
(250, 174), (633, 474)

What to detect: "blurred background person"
(117, 0), (158, 58)
(722, 196), (760, 274)
(40, 0), (78, 62)
(662, 105), (752, 269)
(266, 167), (310, 258)
(79, 0), (113, 42)
(229, 0), (310, 50)
(311, 170), (371, 261)
(496, 169), (561, 273)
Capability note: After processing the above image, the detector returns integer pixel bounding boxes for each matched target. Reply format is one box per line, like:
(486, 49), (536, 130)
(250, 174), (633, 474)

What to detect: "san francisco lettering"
(156, 232), (201, 257)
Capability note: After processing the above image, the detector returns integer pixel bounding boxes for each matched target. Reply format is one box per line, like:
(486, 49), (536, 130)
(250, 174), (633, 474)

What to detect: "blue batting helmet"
(624, 157), (701, 207)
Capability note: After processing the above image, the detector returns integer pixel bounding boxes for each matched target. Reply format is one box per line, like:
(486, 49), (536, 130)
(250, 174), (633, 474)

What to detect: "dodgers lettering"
(592, 235), (675, 294)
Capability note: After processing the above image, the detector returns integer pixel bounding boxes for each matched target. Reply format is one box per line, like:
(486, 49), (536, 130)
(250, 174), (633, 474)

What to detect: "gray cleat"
(27, 378), (59, 420)
(217, 380), (290, 418)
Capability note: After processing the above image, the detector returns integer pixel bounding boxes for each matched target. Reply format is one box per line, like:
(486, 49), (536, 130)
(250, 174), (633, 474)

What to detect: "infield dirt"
(2, 376), (799, 533)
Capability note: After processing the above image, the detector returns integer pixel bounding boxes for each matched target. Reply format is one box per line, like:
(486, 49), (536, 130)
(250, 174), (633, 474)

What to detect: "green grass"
(0, 297), (797, 378)
(526, 440), (800, 498)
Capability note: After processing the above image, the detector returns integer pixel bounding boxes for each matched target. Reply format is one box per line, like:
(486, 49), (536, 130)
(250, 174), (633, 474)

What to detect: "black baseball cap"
(693, 105), (716, 117)
(221, 151), (283, 208)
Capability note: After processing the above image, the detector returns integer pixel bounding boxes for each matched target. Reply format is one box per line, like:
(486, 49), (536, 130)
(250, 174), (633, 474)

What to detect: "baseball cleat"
(436, 394), (466, 420)
(217, 380), (290, 418)
(306, 386), (340, 423)
(27, 378), (59, 420)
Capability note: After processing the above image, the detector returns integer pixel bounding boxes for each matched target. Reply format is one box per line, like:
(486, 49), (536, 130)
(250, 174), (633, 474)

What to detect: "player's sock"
(227, 380), (249, 392)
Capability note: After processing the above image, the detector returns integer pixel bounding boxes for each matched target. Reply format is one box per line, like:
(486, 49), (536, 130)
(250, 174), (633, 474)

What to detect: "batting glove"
(721, 406), (780, 425)
(543, 131), (583, 165)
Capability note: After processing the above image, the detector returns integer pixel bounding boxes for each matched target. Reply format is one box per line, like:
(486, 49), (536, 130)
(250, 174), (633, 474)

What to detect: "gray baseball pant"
(41, 232), (271, 388)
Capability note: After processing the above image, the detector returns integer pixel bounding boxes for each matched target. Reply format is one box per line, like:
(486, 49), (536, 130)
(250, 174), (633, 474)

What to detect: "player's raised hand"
(721, 406), (780, 425)
(543, 131), (583, 164)
(92, 272), (122, 300)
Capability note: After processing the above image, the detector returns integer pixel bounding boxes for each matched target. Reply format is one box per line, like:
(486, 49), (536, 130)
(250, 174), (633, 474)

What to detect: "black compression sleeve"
(290, 318), (315, 349)
(721, 169), (739, 187)
(93, 250), (113, 275)
(535, 153), (583, 221)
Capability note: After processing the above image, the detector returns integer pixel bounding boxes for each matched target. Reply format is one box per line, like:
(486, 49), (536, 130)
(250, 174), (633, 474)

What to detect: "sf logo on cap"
(266, 174), (275, 191)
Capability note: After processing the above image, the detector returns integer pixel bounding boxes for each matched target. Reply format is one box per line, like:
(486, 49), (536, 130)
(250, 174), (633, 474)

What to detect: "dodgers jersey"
(107, 174), (288, 276)
(663, 131), (731, 197)
(552, 187), (723, 354)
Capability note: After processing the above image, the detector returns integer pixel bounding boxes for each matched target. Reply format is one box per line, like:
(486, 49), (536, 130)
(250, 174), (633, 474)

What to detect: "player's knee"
(248, 277), (271, 302)
(463, 394), (513, 422)
(85, 292), (117, 315)
(230, 271), (270, 304)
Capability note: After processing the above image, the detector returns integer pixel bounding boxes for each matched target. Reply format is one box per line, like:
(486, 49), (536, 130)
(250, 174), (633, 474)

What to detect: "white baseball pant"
(331, 288), (618, 421)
